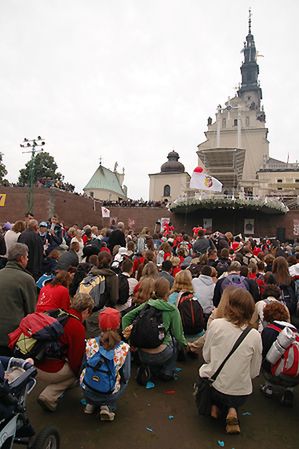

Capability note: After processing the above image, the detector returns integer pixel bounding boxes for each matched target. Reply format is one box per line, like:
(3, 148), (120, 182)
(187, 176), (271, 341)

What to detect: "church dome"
(160, 151), (185, 173)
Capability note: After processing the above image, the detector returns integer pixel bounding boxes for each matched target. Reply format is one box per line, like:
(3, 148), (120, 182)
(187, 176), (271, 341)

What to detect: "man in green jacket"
(0, 243), (37, 355)
(122, 277), (187, 383)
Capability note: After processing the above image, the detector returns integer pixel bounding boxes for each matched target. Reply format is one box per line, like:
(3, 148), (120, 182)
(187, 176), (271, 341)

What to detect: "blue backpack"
(82, 338), (118, 394)
(221, 274), (249, 292)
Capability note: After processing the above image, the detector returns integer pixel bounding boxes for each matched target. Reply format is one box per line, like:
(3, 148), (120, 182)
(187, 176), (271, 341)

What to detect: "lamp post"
(20, 136), (45, 213)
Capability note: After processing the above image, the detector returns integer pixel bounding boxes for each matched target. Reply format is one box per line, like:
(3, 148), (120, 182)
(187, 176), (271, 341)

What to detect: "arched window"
(163, 185), (171, 197)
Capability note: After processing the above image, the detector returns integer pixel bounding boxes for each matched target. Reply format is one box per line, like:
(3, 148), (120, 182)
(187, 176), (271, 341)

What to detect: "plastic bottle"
(266, 327), (295, 365)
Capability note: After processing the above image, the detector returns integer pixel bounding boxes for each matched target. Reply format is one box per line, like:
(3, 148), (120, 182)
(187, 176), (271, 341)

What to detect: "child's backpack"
(117, 274), (130, 305)
(78, 273), (105, 309)
(268, 324), (299, 377)
(130, 305), (165, 349)
(8, 309), (76, 361)
(221, 274), (249, 292)
(176, 292), (204, 335)
(280, 283), (297, 316)
(82, 338), (118, 394)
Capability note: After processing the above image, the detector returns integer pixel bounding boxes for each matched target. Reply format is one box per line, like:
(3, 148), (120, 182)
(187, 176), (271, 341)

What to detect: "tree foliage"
(0, 153), (8, 184)
(18, 151), (62, 186)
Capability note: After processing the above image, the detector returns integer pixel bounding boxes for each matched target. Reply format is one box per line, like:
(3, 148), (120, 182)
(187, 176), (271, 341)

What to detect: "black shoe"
(281, 390), (294, 407)
(136, 366), (151, 386)
(157, 372), (175, 382)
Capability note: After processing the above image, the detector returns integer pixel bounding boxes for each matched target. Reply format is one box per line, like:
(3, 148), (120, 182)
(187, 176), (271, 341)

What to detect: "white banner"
(190, 169), (222, 192)
(101, 207), (110, 218)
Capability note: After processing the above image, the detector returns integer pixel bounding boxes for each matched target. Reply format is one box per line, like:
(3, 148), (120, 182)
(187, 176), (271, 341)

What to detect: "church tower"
(197, 10), (269, 194)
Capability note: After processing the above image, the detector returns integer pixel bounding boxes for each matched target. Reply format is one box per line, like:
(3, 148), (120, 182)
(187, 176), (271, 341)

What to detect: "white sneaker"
(100, 405), (115, 421)
(84, 403), (95, 414)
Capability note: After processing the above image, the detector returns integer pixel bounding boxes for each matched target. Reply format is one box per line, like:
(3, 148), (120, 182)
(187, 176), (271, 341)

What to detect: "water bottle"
(266, 327), (295, 365)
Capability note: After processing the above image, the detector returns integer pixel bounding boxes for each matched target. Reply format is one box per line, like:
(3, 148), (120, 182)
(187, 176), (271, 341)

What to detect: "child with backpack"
(81, 308), (130, 421)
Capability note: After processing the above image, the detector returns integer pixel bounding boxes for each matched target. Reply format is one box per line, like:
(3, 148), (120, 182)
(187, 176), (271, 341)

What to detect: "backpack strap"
(267, 323), (282, 333)
(210, 326), (252, 382)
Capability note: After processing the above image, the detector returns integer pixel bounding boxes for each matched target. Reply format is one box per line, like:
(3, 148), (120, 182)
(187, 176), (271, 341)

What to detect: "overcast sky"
(0, 1), (298, 200)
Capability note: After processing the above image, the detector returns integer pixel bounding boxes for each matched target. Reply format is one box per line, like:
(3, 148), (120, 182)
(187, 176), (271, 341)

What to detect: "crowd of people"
(0, 216), (299, 435)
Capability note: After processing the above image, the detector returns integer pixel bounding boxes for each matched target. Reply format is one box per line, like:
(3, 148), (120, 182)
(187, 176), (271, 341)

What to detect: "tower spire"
(248, 7), (252, 34)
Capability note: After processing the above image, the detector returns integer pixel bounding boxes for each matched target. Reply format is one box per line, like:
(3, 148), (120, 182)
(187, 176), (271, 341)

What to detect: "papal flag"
(101, 206), (110, 218)
(190, 167), (222, 192)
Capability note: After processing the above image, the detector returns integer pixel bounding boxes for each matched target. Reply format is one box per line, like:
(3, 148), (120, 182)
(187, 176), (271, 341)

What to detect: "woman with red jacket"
(35, 271), (71, 313)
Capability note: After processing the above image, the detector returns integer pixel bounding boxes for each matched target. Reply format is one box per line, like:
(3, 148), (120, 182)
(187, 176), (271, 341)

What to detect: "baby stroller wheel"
(30, 426), (60, 449)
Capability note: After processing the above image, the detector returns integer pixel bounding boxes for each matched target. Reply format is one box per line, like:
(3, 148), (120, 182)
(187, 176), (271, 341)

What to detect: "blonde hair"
(215, 286), (237, 318)
(170, 270), (193, 293)
(141, 261), (159, 280)
(71, 292), (94, 313)
(170, 256), (180, 267)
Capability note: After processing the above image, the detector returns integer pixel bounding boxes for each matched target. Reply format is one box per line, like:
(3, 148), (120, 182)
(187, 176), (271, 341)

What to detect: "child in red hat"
(80, 308), (130, 421)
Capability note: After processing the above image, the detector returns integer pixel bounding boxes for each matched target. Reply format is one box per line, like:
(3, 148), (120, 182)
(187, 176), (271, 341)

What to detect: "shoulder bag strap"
(210, 326), (252, 382)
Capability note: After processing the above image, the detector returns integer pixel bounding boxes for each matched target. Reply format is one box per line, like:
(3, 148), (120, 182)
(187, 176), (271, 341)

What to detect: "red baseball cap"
(99, 307), (120, 331)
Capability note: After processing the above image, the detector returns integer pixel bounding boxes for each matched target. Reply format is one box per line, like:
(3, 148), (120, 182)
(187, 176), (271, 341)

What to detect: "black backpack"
(176, 292), (204, 335)
(130, 304), (166, 349)
(281, 283), (297, 315)
(118, 274), (130, 305)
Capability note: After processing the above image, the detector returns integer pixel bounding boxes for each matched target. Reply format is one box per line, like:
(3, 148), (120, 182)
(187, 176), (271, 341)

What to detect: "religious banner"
(190, 167), (223, 192)
(160, 217), (170, 229)
(101, 206), (110, 218)
(293, 219), (299, 236)
(110, 217), (117, 227)
(244, 218), (254, 235)
(0, 194), (7, 207)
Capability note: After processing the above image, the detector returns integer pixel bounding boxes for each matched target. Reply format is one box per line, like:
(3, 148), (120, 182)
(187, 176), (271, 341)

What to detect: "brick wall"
(0, 187), (298, 239)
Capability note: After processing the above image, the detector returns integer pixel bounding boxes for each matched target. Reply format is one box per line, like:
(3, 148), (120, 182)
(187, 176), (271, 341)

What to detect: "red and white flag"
(101, 207), (110, 218)
(190, 166), (222, 192)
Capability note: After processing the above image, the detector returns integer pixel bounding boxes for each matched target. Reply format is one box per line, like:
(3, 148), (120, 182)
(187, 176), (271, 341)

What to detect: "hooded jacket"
(0, 261), (37, 346)
(122, 299), (187, 348)
(192, 275), (215, 314)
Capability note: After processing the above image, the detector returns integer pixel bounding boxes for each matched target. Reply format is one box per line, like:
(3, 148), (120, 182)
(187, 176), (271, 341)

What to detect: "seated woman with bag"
(197, 288), (262, 434)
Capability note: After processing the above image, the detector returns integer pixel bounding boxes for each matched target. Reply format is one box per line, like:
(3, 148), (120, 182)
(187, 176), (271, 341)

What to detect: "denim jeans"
(83, 382), (129, 411)
(138, 343), (177, 377)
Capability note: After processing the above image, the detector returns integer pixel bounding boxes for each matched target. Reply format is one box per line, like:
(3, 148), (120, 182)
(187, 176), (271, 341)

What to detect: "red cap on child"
(99, 307), (120, 331)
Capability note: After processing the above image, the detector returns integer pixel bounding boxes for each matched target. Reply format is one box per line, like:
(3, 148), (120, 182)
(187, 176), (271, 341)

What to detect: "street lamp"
(20, 136), (46, 213)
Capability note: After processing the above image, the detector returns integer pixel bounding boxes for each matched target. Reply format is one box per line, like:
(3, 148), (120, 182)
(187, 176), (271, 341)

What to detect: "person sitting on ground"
(116, 258), (138, 314)
(36, 292), (94, 412)
(250, 284), (290, 332)
(260, 302), (298, 407)
(81, 308), (130, 421)
(199, 288), (262, 434)
(192, 265), (215, 317)
(212, 261), (248, 307)
(122, 277), (188, 383)
(35, 271), (71, 313)
(170, 256), (181, 277)
(159, 260), (174, 289)
(207, 248), (218, 268)
(168, 270), (194, 306)
(56, 241), (80, 272)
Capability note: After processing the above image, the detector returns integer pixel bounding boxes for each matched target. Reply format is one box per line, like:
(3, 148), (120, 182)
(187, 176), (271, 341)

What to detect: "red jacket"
(36, 308), (86, 377)
(36, 284), (70, 313)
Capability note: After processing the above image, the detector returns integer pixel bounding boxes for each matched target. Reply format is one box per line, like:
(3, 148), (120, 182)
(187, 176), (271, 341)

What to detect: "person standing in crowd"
(71, 229), (84, 262)
(199, 288), (262, 434)
(18, 219), (43, 280)
(4, 220), (26, 257)
(193, 229), (211, 255)
(36, 293), (94, 412)
(0, 243), (37, 355)
(108, 222), (126, 253)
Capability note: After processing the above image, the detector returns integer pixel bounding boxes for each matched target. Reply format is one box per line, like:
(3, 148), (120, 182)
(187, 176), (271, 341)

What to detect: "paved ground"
(26, 357), (298, 449)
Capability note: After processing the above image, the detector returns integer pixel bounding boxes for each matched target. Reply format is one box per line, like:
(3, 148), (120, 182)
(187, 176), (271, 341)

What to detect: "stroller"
(0, 357), (59, 449)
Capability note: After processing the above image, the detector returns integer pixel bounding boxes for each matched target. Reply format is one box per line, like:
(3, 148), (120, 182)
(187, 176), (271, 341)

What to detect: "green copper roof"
(83, 165), (125, 196)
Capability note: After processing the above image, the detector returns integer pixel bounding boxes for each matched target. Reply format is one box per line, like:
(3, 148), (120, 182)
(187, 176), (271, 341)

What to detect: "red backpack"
(268, 324), (299, 377)
(176, 292), (204, 335)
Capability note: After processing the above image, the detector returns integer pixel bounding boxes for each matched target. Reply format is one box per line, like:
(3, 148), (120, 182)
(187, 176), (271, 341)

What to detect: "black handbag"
(194, 326), (252, 416)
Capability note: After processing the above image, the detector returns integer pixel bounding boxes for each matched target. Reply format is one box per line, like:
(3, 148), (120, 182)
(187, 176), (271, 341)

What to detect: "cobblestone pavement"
(26, 358), (298, 449)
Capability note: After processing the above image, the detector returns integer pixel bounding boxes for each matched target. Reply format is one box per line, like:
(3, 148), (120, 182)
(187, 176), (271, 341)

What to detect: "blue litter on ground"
(146, 381), (155, 389)
(168, 415), (174, 420)
(146, 427), (153, 432)
(242, 411), (252, 416)
(217, 441), (225, 447)
(80, 399), (87, 406)
(175, 367), (182, 372)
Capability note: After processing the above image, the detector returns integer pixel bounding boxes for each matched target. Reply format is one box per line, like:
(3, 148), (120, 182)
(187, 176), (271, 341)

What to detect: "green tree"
(18, 151), (62, 186)
(0, 153), (8, 184)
